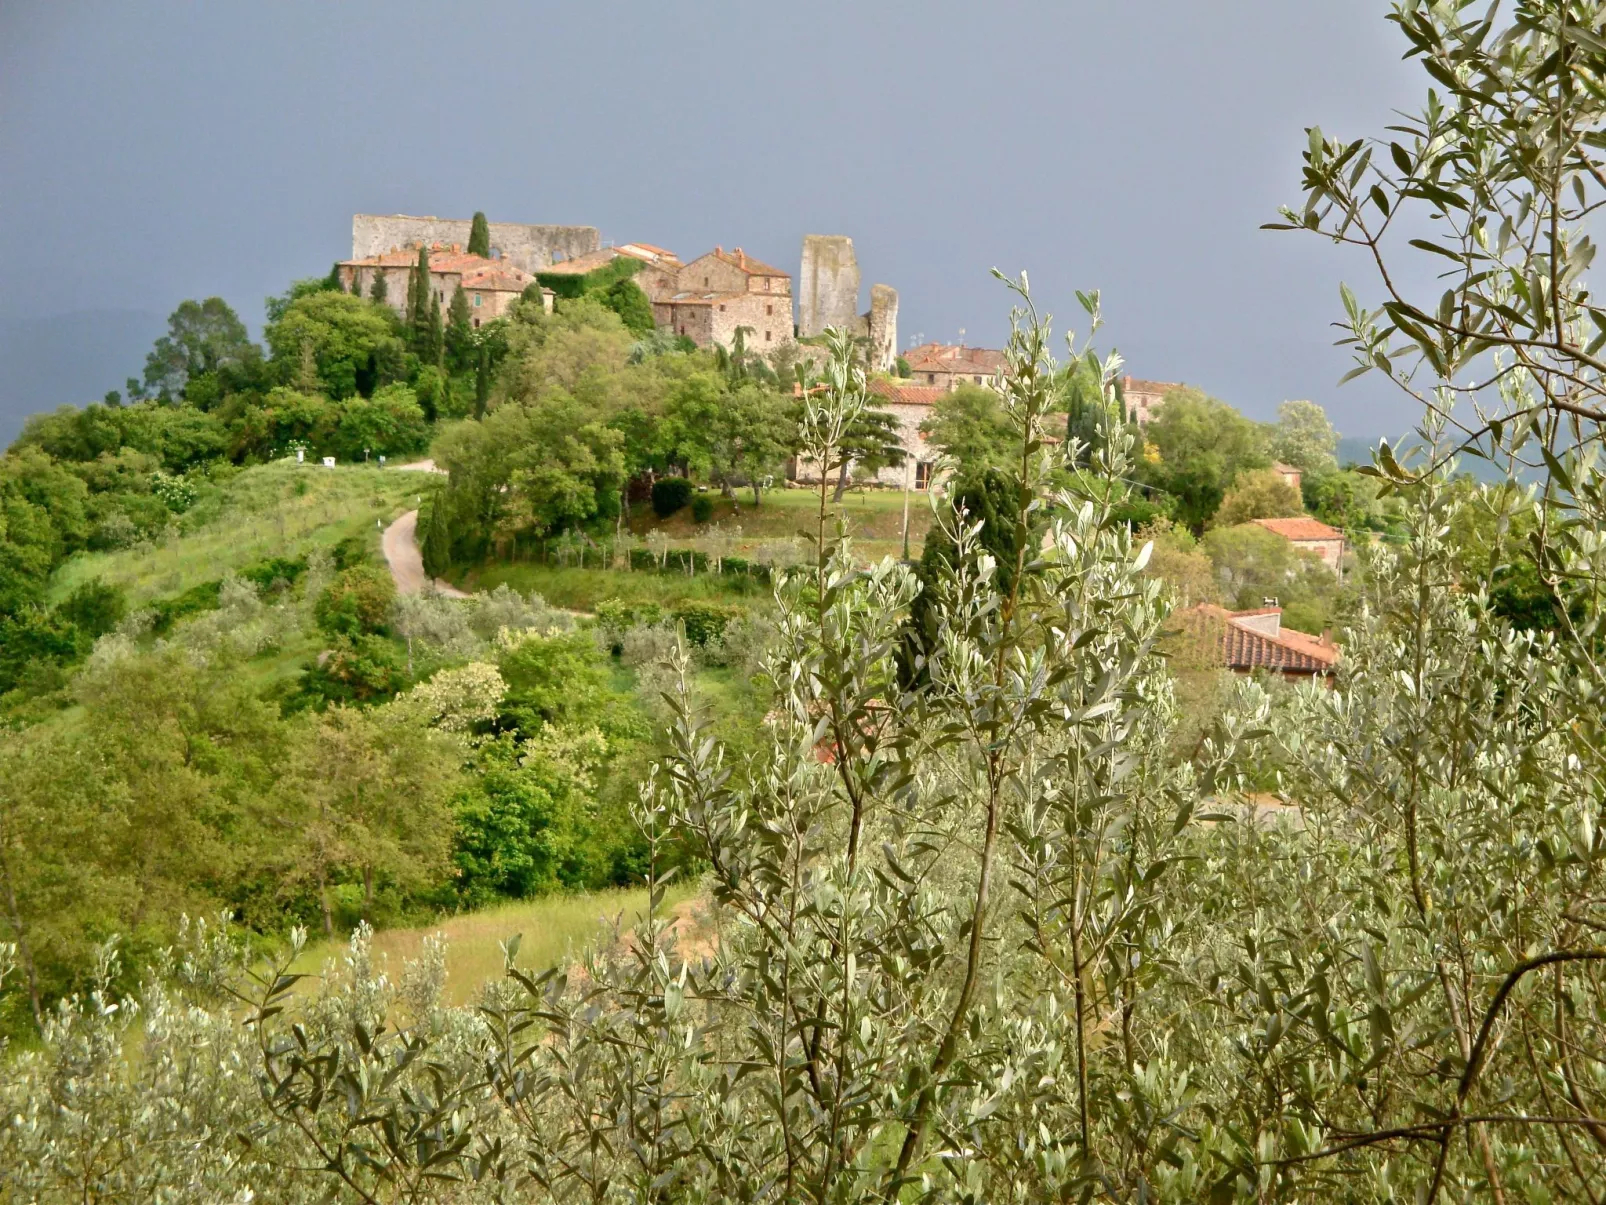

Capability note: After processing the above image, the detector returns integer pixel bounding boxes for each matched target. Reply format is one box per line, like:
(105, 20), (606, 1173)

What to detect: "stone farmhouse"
(904, 342), (1008, 391)
(1250, 516), (1345, 571)
(865, 380), (949, 489)
(652, 247), (794, 353)
(337, 245), (553, 325)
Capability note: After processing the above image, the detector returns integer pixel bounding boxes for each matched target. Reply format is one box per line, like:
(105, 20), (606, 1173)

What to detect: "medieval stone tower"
(798, 234), (899, 372)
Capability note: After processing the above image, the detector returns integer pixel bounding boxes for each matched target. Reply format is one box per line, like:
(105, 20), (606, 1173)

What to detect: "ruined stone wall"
(798, 235), (861, 338)
(865, 284), (898, 373)
(351, 215), (599, 275)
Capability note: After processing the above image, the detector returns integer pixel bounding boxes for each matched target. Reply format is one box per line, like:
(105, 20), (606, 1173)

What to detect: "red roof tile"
(1250, 517), (1342, 542)
(1174, 604), (1340, 675)
(699, 246), (789, 277)
(869, 380), (950, 407)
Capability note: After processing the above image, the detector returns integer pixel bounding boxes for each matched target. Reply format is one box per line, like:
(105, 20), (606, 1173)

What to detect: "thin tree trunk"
(317, 865), (333, 937)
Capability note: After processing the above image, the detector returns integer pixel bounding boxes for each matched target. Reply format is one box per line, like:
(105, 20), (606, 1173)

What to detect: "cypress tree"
(445, 288), (473, 371)
(474, 345), (491, 419)
(467, 211), (491, 258)
(407, 245), (432, 348)
(369, 271), (388, 305)
(428, 292), (445, 368)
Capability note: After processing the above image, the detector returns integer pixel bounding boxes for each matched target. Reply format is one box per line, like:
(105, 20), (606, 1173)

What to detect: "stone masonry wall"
(866, 284), (898, 373)
(351, 215), (599, 275)
(798, 235), (860, 337)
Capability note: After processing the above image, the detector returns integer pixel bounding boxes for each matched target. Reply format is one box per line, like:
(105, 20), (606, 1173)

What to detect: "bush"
(54, 578), (127, 638)
(314, 565), (396, 637)
(671, 602), (735, 647)
(651, 477), (694, 518)
(690, 494), (714, 523)
(293, 632), (408, 707)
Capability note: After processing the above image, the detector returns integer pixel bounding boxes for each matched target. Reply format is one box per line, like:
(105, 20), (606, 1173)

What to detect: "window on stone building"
(766, 304), (773, 316)
(720, 304), (726, 312)
(473, 318), (480, 328)
(975, 375), (983, 384)
(765, 330), (772, 341)
(916, 462), (932, 490)
(703, 276), (709, 287)
(474, 293), (482, 306)
(928, 373), (937, 384)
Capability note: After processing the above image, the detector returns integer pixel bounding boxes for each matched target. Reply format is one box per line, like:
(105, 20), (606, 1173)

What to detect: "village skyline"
(0, 2), (1424, 444)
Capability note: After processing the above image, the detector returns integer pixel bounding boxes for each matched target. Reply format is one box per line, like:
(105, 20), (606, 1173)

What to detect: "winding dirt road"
(382, 510), (468, 598)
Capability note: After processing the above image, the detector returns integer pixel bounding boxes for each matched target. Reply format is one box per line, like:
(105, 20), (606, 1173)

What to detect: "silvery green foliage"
(477, 290), (1196, 1203)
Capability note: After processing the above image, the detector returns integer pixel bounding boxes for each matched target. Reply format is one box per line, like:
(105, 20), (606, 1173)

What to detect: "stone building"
(1120, 377), (1184, 424)
(537, 242), (684, 301)
(867, 379), (948, 489)
(1174, 604), (1340, 680)
(904, 342), (1008, 391)
(337, 245), (552, 325)
(1250, 516), (1346, 572)
(798, 235), (899, 372)
(653, 247), (794, 353)
(351, 214), (599, 274)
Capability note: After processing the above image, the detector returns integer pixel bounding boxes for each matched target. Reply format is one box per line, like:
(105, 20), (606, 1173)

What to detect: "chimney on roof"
(715, 245), (723, 255)
(1320, 629), (1333, 647)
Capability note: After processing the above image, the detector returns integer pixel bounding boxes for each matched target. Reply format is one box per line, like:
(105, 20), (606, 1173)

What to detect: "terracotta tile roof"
(536, 247), (624, 275)
(341, 244), (534, 286)
(869, 379), (950, 407)
(1175, 604), (1340, 675)
(703, 246), (789, 277)
(904, 343), (1007, 377)
(1251, 516), (1342, 542)
(658, 291), (748, 307)
(617, 242), (681, 264)
(460, 265), (537, 292)
(539, 243), (682, 276)
(1122, 376), (1185, 395)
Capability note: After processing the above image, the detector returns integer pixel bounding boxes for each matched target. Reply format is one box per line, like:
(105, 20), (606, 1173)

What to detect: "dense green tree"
(368, 270), (388, 305)
(599, 277), (655, 336)
(833, 404), (905, 500)
(1269, 398), (1339, 476)
(263, 290), (405, 400)
(467, 211), (491, 258)
(919, 381), (1015, 472)
(141, 298), (260, 400)
(445, 286), (474, 372)
(1201, 520), (1338, 629)
(1211, 466), (1304, 526)
(314, 565), (396, 638)
(0, 448), (91, 616)
(1139, 387), (1269, 529)
(406, 244), (430, 339)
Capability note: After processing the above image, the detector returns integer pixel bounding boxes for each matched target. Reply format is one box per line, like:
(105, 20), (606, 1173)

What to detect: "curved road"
(382, 510), (468, 598)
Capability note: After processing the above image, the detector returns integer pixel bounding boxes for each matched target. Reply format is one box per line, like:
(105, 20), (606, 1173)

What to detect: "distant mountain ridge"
(0, 309), (166, 446)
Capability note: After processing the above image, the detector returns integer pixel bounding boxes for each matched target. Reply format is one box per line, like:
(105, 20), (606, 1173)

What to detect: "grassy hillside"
(49, 461), (429, 606)
(290, 884), (700, 1007)
(626, 484), (933, 561)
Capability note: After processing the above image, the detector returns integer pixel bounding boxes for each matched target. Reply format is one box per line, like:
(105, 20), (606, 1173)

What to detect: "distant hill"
(0, 309), (165, 446)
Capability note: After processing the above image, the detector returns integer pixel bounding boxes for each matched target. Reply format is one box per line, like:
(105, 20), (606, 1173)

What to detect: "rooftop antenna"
(958, 327), (966, 347)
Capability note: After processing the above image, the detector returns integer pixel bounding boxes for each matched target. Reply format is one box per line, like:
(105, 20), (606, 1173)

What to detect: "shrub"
(651, 477), (694, 518)
(54, 578), (127, 638)
(670, 601), (735, 647)
(690, 494), (714, 523)
(294, 632), (408, 707)
(314, 565), (396, 637)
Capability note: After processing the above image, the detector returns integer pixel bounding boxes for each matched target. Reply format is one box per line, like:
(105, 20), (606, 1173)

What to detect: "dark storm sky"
(0, 1), (1426, 444)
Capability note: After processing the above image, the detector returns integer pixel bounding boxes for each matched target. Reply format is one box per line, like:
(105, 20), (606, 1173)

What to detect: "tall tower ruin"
(798, 235), (861, 338)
